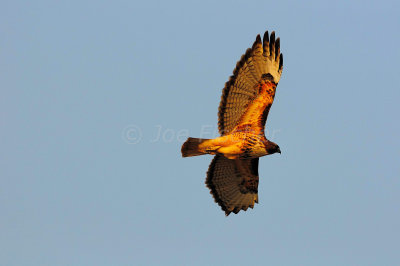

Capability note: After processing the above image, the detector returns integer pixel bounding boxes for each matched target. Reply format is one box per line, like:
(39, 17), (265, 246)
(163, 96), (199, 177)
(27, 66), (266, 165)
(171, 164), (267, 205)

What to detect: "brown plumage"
(181, 30), (284, 216)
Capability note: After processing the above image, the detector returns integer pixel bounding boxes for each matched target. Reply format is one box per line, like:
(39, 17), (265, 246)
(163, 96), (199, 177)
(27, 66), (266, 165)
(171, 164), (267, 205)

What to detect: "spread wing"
(218, 31), (283, 135)
(206, 155), (260, 216)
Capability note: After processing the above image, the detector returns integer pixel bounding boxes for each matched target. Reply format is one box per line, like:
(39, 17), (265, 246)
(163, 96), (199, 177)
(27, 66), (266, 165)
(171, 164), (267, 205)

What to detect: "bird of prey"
(181, 30), (283, 216)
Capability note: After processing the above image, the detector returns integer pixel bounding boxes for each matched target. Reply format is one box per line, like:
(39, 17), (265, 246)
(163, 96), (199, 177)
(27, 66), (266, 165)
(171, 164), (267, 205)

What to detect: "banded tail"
(181, 137), (210, 157)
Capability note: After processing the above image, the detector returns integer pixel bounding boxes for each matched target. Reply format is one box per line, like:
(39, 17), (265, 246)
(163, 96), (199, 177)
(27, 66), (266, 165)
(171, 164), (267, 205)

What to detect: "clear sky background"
(2, 1), (400, 265)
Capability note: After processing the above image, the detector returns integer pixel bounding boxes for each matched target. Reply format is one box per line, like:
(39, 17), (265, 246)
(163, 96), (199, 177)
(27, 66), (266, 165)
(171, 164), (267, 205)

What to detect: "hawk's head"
(263, 140), (281, 155)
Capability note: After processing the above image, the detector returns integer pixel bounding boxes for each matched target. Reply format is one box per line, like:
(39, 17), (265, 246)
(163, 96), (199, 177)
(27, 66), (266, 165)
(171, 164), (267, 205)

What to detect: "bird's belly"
(240, 139), (268, 159)
(213, 133), (267, 159)
(241, 148), (268, 159)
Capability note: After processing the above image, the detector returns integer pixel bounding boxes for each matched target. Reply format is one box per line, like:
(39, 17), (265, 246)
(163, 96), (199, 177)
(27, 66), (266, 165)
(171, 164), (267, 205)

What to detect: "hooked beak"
(277, 147), (281, 154)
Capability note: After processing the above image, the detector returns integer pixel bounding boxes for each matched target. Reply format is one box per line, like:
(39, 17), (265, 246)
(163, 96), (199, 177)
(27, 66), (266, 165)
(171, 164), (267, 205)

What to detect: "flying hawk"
(181, 30), (283, 215)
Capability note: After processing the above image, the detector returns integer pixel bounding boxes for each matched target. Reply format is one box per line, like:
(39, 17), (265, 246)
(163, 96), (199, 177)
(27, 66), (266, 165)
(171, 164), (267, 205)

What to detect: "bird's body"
(182, 30), (284, 215)
(195, 133), (267, 160)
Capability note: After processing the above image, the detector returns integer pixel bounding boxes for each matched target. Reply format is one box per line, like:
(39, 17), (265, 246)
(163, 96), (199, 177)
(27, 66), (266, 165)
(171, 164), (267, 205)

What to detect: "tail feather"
(181, 137), (210, 157)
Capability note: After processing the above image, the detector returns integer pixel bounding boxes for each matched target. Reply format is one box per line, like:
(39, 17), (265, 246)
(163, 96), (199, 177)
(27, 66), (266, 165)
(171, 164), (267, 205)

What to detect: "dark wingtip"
(279, 53), (283, 70)
(269, 31), (276, 54)
(275, 38), (280, 58)
(263, 30), (269, 45)
(233, 207), (240, 214)
(270, 31), (276, 42)
(252, 34), (261, 49)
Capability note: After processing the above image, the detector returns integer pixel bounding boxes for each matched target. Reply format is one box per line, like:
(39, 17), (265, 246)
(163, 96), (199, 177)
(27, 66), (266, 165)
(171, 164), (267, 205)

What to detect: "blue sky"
(2, 0), (400, 265)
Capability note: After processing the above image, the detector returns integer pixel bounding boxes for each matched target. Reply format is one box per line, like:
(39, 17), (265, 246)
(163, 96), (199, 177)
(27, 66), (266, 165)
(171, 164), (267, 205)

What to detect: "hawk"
(181, 30), (283, 215)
